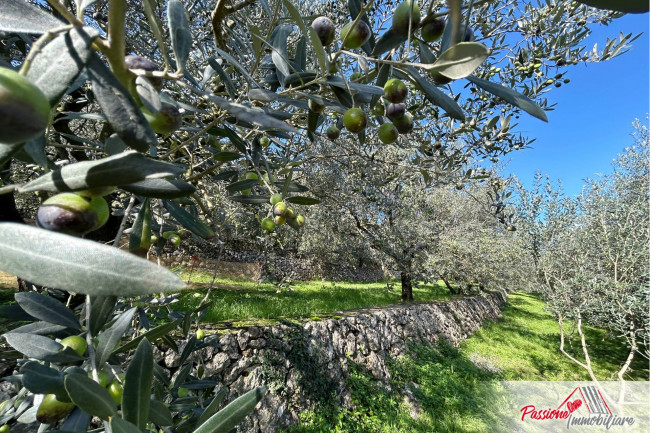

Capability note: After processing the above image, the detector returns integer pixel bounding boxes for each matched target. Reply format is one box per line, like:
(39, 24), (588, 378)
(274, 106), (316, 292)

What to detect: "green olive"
(36, 394), (75, 424)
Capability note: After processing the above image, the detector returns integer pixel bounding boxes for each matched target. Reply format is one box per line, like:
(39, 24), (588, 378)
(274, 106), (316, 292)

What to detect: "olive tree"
(514, 119), (649, 381)
(0, 0), (645, 430)
(423, 181), (533, 294)
(300, 142), (447, 300)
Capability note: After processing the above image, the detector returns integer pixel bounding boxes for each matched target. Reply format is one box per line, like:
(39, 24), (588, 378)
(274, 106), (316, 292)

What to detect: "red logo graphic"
(567, 399), (582, 413)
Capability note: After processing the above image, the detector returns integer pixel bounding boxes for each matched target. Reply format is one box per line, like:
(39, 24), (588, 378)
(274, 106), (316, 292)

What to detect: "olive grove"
(0, 0), (646, 431)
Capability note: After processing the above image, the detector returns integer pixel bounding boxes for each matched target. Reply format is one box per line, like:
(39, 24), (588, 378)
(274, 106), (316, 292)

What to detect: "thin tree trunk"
(439, 275), (458, 295)
(558, 313), (598, 382)
(401, 271), (413, 302)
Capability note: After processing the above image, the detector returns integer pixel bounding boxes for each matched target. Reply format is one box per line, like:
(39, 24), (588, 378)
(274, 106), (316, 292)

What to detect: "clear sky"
(502, 12), (649, 197)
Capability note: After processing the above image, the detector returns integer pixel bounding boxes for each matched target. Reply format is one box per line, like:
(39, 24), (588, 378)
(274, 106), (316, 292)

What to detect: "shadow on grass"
(288, 341), (509, 433)
(461, 292), (649, 381)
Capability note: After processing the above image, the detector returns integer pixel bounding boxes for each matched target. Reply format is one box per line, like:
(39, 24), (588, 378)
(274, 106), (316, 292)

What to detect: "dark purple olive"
(385, 103), (406, 121)
(124, 55), (163, 91)
(311, 17), (336, 46)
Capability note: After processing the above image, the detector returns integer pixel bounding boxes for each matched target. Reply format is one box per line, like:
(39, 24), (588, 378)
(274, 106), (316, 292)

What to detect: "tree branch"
(211, 0), (256, 49)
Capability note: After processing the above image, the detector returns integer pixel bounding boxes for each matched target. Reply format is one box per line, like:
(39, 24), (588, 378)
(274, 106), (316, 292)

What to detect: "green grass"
(173, 271), (451, 324)
(289, 342), (513, 433)
(287, 292), (649, 432)
(461, 292), (649, 381)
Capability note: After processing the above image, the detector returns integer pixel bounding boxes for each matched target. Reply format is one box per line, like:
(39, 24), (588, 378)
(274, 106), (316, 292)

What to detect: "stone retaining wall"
(150, 256), (264, 280)
(158, 290), (508, 432)
(151, 253), (385, 283)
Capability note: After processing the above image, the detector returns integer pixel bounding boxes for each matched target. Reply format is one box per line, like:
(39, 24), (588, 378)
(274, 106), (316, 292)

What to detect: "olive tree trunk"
(401, 271), (413, 302)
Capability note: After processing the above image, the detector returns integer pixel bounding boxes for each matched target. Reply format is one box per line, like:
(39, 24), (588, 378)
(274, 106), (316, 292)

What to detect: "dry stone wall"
(151, 252), (385, 282)
(158, 290), (508, 432)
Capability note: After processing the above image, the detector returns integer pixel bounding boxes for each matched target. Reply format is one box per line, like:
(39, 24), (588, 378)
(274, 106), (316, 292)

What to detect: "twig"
(113, 196), (136, 247)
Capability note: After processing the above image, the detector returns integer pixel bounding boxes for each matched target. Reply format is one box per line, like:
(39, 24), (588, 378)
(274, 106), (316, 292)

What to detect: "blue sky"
(502, 12), (649, 197)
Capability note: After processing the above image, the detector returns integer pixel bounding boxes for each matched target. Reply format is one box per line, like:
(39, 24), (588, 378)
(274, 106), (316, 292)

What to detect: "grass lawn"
(290, 292), (648, 432)
(461, 292), (649, 381)
(173, 270), (451, 325)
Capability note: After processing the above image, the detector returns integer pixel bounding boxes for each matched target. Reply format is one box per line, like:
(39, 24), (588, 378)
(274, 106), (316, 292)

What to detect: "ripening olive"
(372, 102), (385, 116)
(340, 21), (371, 49)
(308, 99), (325, 113)
(295, 215), (305, 227)
(392, 1), (421, 36)
(378, 123), (399, 144)
(392, 113), (414, 134)
(383, 79), (408, 103)
(124, 55), (163, 91)
(60, 336), (87, 356)
(107, 381), (123, 405)
(273, 202), (287, 216)
(36, 394), (75, 424)
(326, 125), (340, 140)
(261, 217), (276, 232)
(311, 16), (336, 46)
(143, 104), (182, 135)
(430, 71), (453, 85)
(421, 17), (445, 42)
(0, 67), (50, 145)
(36, 193), (108, 236)
(168, 234), (182, 246)
(270, 194), (282, 205)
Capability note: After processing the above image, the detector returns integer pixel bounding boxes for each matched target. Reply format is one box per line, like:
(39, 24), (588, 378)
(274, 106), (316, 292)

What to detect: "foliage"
(513, 120), (649, 381)
(0, 0), (644, 431)
(0, 287), (266, 432)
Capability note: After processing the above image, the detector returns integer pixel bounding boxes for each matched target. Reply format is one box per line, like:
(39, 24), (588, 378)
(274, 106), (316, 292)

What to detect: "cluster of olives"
(546, 73), (570, 88)
(124, 55), (182, 135)
(325, 78), (414, 145)
(311, 1), (443, 50)
(159, 228), (188, 247)
(310, 14), (371, 50)
(0, 67), (51, 146)
(36, 336), (123, 424)
(36, 191), (110, 237)
(261, 193), (305, 232)
(513, 58), (544, 79)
